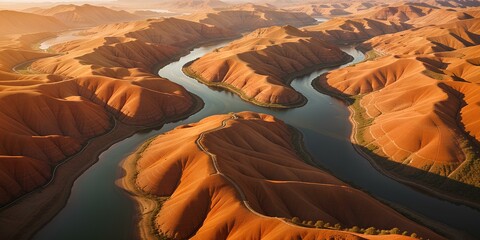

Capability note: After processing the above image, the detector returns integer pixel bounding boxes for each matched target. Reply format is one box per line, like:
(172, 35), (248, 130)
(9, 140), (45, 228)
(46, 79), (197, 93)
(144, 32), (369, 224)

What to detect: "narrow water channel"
(38, 29), (86, 51)
(34, 40), (480, 239)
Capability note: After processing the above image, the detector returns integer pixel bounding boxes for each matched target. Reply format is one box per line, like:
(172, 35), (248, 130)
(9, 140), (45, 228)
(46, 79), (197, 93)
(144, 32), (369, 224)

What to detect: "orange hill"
(0, 73), (193, 206)
(122, 111), (443, 240)
(362, 18), (480, 55)
(303, 4), (479, 45)
(161, 0), (230, 11)
(421, 0), (480, 8)
(184, 25), (352, 107)
(283, 2), (378, 17)
(360, 4), (479, 26)
(363, 5), (433, 22)
(180, 4), (316, 33)
(33, 4), (142, 27)
(315, 18), (480, 203)
(0, 10), (67, 35)
(304, 17), (411, 44)
(30, 18), (234, 78)
(0, 18), (234, 205)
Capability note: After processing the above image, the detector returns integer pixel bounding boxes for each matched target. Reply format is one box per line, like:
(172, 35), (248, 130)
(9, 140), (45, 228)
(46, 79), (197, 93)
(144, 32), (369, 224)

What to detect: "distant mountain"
(162, 0), (230, 10)
(117, 0), (231, 11)
(0, 10), (67, 35)
(181, 4), (316, 33)
(33, 4), (142, 27)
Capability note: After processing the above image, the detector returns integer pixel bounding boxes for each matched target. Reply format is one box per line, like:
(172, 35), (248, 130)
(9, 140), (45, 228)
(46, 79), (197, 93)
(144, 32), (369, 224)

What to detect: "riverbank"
(0, 32), (232, 240)
(182, 55), (353, 109)
(117, 137), (165, 240)
(118, 114), (301, 240)
(151, 36), (241, 75)
(0, 93), (204, 240)
(312, 77), (479, 239)
(11, 54), (58, 74)
(117, 94), (210, 239)
(119, 111), (447, 240)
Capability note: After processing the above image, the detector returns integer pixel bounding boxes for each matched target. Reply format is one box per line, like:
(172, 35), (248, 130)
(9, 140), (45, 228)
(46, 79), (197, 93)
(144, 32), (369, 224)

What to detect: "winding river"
(33, 38), (480, 239)
(38, 29), (87, 51)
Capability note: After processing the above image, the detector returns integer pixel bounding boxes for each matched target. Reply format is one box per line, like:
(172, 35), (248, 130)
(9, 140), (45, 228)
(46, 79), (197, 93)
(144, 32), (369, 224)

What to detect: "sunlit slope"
(185, 25), (351, 107)
(129, 111), (442, 240)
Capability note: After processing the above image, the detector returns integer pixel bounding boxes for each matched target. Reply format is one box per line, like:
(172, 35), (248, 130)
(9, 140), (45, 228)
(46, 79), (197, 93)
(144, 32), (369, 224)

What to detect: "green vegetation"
(350, 96), (375, 150)
(182, 63), (306, 109)
(421, 69), (445, 80)
(314, 53), (480, 206)
(364, 227), (376, 235)
(288, 217), (421, 238)
(349, 49), (384, 68)
(364, 50), (383, 62)
(288, 125), (318, 167)
(131, 137), (173, 240)
(349, 226), (360, 233)
(339, 86), (480, 205)
(149, 196), (170, 240)
(13, 62), (36, 74)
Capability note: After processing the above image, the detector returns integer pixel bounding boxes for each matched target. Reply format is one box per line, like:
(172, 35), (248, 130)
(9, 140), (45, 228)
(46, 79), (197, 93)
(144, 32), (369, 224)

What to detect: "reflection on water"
(139, 9), (172, 13)
(34, 40), (480, 240)
(315, 17), (329, 23)
(39, 30), (86, 51)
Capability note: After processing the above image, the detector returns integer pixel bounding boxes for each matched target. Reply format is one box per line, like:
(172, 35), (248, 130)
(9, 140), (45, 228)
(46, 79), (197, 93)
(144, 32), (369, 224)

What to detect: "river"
(38, 29), (86, 51)
(34, 40), (480, 239)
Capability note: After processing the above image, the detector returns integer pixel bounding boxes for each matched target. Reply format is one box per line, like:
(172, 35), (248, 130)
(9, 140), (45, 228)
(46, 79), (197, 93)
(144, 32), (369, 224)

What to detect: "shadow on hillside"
(354, 143), (480, 208)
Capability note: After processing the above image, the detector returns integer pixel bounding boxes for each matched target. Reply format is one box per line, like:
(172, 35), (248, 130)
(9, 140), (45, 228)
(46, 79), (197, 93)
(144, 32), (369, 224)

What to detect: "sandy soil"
(184, 25), (352, 108)
(304, 3), (480, 208)
(120, 111), (443, 240)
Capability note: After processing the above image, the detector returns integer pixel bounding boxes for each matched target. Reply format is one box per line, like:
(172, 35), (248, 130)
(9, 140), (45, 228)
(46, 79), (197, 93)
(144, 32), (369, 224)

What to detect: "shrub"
(364, 227), (377, 235)
(314, 221), (324, 228)
(390, 228), (400, 234)
(350, 226), (360, 233)
(324, 223), (331, 228)
(292, 217), (300, 223)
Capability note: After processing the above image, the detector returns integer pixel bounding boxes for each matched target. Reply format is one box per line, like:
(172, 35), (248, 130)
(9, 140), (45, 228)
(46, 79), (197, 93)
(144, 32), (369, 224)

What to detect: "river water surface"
(34, 39), (480, 239)
(38, 30), (87, 51)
